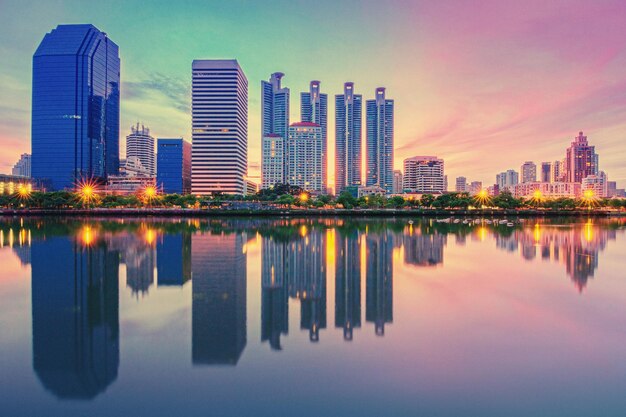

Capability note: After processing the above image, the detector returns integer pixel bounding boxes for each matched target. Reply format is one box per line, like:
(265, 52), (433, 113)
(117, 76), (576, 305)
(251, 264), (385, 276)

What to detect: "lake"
(1, 216), (625, 416)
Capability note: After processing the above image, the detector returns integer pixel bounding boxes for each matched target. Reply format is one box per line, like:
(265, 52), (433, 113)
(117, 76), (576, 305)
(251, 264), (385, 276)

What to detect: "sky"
(0, 0), (625, 188)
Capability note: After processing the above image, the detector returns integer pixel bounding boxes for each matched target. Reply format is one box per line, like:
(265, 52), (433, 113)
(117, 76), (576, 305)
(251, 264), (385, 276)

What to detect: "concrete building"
(262, 134), (284, 189)
(582, 172), (608, 198)
(301, 81), (328, 190)
(366, 88), (394, 193)
(335, 82), (362, 193)
(469, 181), (483, 196)
(566, 131), (598, 183)
(12, 153), (31, 178)
(540, 162), (551, 183)
(120, 156), (150, 177)
(455, 176), (468, 193)
(402, 156), (445, 194)
(393, 170), (403, 194)
(287, 122), (324, 193)
(496, 170), (519, 191)
(126, 124), (155, 177)
(261, 72), (289, 187)
(521, 161), (537, 183)
(512, 182), (582, 198)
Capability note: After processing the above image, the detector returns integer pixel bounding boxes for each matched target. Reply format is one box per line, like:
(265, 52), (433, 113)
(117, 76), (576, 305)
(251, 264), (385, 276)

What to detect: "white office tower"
(287, 122), (323, 193)
(403, 156), (445, 193)
(192, 60), (248, 195)
(262, 134), (284, 189)
(126, 123), (155, 176)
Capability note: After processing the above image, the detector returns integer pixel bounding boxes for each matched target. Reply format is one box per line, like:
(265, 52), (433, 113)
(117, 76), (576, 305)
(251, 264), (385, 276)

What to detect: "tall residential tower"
(301, 81), (328, 191)
(335, 82), (362, 193)
(366, 88), (394, 193)
(261, 73), (289, 188)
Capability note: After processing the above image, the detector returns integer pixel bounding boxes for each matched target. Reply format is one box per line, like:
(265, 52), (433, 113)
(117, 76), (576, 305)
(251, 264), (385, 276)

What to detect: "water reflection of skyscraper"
(335, 228), (361, 340)
(156, 232), (192, 286)
(288, 227), (327, 342)
(108, 231), (156, 296)
(31, 236), (119, 399)
(261, 235), (289, 350)
(191, 232), (247, 365)
(403, 226), (446, 267)
(366, 231), (393, 335)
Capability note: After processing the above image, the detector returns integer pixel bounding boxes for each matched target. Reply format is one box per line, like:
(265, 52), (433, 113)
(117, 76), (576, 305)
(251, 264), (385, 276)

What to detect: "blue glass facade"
(261, 73), (290, 186)
(301, 81), (328, 190)
(32, 24), (120, 190)
(335, 82), (362, 193)
(157, 138), (191, 194)
(366, 88), (394, 193)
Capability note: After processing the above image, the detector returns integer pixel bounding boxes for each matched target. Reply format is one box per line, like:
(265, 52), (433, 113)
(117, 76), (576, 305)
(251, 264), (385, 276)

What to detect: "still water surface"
(0, 216), (625, 416)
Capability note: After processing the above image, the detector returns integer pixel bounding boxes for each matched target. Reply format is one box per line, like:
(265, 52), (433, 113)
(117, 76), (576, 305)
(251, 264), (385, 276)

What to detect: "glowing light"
(299, 192), (309, 203)
(144, 228), (157, 245)
(474, 189), (491, 207)
(16, 183), (31, 200)
(76, 179), (100, 205)
(580, 189), (598, 209)
(299, 225), (308, 237)
(80, 226), (95, 246)
(141, 185), (159, 205)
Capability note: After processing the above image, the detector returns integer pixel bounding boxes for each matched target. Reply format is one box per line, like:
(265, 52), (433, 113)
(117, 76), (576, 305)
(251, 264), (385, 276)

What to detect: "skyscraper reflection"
(403, 224), (446, 267)
(261, 235), (289, 350)
(335, 227), (361, 340)
(366, 230), (393, 335)
(288, 226), (327, 342)
(31, 233), (119, 399)
(191, 232), (247, 365)
(157, 232), (192, 287)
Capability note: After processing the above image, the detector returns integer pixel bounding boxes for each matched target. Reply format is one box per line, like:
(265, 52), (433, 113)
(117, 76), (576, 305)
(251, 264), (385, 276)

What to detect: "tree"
(276, 194), (295, 207)
(336, 191), (357, 209)
(420, 194), (435, 208)
(387, 195), (406, 208)
(492, 191), (522, 209)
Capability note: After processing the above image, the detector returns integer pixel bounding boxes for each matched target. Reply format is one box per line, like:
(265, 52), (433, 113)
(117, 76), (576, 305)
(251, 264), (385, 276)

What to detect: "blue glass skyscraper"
(366, 88), (394, 193)
(156, 138), (191, 194)
(335, 82), (362, 193)
(301, 81), (328, 191)
(32, 24), (120, 190)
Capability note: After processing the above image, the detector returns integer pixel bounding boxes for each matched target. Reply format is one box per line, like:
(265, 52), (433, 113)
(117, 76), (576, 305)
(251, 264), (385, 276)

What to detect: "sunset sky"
(1, 0), (625, 188)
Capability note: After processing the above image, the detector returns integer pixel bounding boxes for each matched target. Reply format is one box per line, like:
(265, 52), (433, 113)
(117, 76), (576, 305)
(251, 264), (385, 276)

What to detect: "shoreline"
(1, 208), (624, 217)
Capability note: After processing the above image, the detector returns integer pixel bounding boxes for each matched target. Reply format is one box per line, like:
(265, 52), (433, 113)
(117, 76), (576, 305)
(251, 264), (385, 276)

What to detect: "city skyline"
(1, 1), (625, 189)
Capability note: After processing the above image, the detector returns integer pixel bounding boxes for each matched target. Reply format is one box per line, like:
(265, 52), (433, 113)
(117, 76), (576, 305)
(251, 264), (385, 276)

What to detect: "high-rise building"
(32, 24), (120, 190)
(470, 181), (483, 195)
(607, 181), (618, 198)
(261, 73), (289, 187)
(520, 161), (537, 183)
(393, 170), (403, 194)
(262, 134), (284, 189)
(403, 156), (445, 194)
(582, 171), (608, 198)
(496, 170), (519, 191)
(540, 162), (552, 183)
(551, 159), (565, 182)
(156, 138), (191, 194)
(335, 82), (362, 193)
(566, 131), (598, 183)
(192, 60), (248, 195)
(366, 88), (394, 193)
(12, 153), (31, 177)
(301, 81), (328, 190)
(287, 122), (324, 193)
(126, 124), (155, 177)
(455, 176), (468, 193)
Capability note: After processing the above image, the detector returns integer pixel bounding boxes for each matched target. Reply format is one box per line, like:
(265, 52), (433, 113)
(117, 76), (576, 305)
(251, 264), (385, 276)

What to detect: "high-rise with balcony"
(520, 161), (537, 183)
(403, 156), (445, 194)
(192, 60), (248, 195)
(335, 82), (362, 193)
(287, 122), (323, 193)
(126, 123), (155, 177)
(261, 72), (289, 187)
(32, 24), (120, 190)
(301, 81), (328, 190)
(366, 88), (394, 193)
(565, 131), (598, 183)
(12, 154), (32, 178)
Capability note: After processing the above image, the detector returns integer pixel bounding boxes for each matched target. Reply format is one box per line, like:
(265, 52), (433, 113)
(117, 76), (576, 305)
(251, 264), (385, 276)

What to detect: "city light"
(581, 189), (597, 209)
(15, 184), (31, 200)
(141, 185), (159, 205)
(80, 225), (95, 247)
(76, 178), (100, 205)
(299, 192), (309, 203)
(474, 189), (491, 207)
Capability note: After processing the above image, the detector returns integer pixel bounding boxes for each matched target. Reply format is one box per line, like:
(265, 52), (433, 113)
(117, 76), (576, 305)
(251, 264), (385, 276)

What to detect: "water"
(1, 216), (625, 417)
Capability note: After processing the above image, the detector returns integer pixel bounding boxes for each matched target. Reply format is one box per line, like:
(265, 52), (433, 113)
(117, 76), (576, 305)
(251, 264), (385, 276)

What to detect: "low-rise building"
(512, 182), (581, 198)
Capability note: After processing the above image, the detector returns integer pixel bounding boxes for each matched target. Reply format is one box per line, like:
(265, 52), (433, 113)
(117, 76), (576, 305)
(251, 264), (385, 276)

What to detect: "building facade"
(521, 161), (537, 183)
(496, 170), (519, 191)
(402, 156), (445, 194)
(393, 170), (403, 194)
(12, 153), (32, 177)
(157, 138), (191, 194)
(287, 122), (323, 193)
(262, 134), (284, 189)
(32, 24), (120, 190)
(455, 176), (468, 193)
(582, 172), (608, 198)
(540, 162), (551, 183)
(366, 88), (394, 193)
(335, 82), (362, 193)
(126, 123), (155, 177)
(566, 131), (598, 183)
(301, 81), (328, 190)
(191, 60), (248, 195)
(512, 182), (582, 198)
(261, 73), (289, 187)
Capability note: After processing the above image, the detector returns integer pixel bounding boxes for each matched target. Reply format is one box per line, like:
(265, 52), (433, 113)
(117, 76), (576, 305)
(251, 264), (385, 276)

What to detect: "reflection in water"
(31, 233), (119, 399)
(0, 216), (622, 402)
(191, 232), (247, 365)
(335, 226), (361, 340)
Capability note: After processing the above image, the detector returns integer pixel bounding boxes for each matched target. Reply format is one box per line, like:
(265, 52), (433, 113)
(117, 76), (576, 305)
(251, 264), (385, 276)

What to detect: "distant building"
(366, 88), (394, 193)
(106, 176), (155, 195)
(32, 24), (120, 190)
(551, 159), (565, 182)
(301, 81), (328, 190)
(582, 172), (608, 198)
(126, 123), (155, 177)
(393, 170), (403, 194)
(335, 82), (362, 193)
(0, 174), (35, 195)
(12, 153), (31, 177)
(287, 122), (324, 193)
(157, 138), (191, 194)
(455, 176), (468, 193)
(566, 131), (598, 183)
(358, 185), (386, 198)
(192, 60), (248, 195)
(521, 161), (537, 183)
(607, 181), (617, 198)
(469, 181), (482, 196)
(120, 156), (150, 177)
(245, 179), (258, 195)
(261, 72), (289, 187)
(262, 134), (284, 189)
(512, 182), (581, 198)
(540, 162), (551, 183)
(496, 170), (519, 191)
(402, 156), (445, 194)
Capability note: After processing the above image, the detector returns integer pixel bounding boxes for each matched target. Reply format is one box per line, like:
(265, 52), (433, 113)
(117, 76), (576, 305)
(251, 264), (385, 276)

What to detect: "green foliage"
(336, 191), (357, 209)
